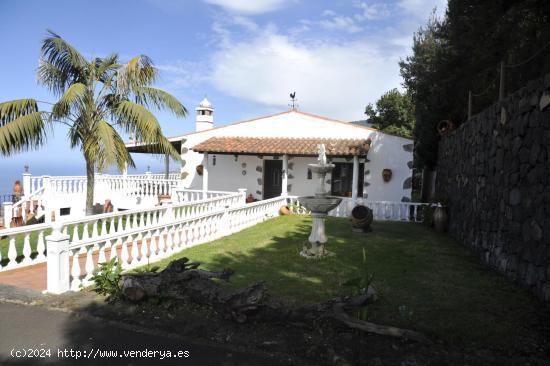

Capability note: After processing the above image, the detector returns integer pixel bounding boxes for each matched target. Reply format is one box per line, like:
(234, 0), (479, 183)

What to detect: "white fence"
(0, 192), (244, 273)
(287, 196), (432, 222)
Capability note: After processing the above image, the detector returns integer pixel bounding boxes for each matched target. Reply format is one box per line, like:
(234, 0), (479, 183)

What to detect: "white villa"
(0, 98), (420, 295)
(127, 98), (414, 203)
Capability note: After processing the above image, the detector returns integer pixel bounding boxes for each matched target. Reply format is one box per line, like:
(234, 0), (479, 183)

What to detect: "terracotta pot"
(246, 194), (255, 203)
(279, 205), (291, 215)
(196, 165), (204, 176)
(13, 180), (22, 197)
(433, 206), (448, 233)
(382, 169), (392, 182)
(103, 199), (113, 213)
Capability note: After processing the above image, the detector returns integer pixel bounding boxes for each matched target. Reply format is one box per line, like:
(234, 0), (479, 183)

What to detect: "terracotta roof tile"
(192, 137), (371, 156)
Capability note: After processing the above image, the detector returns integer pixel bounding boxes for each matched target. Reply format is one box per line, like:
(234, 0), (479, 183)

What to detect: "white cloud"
(398, 0), (447, 20)
(209, 31), (403, 120)
(319, 15), (362, 33)
(203, 0), (289, 14)
(354, 1), (391, 20)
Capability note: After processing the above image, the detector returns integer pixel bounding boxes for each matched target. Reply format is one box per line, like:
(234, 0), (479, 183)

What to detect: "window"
(330, 162), (364, 197)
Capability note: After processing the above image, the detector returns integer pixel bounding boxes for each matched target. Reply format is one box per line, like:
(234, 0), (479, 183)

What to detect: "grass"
(148, 215), (547, 350)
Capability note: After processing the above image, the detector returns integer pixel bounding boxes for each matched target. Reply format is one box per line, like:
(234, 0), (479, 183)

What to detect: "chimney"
(195, 97), (214, 131)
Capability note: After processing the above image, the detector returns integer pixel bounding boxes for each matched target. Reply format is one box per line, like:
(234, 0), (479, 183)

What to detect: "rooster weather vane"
(289, 92), (298, 110)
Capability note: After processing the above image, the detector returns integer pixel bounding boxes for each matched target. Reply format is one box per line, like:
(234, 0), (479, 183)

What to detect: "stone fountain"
(299, 144), (342, 259)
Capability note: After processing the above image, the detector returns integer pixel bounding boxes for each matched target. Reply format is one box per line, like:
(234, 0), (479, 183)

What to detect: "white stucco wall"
(173, 110), (413, 202)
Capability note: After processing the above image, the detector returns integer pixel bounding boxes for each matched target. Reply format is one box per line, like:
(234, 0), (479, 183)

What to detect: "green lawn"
(149, 215), (546, 349)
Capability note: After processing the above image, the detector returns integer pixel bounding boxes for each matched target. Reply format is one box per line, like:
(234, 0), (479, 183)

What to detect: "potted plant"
(432, 197), (448, 233)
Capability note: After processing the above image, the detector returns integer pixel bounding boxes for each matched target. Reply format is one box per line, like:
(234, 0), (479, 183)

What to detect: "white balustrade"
(0, 223), (50, 271)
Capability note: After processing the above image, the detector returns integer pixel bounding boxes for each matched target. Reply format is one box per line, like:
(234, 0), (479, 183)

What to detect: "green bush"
(90, 258), (123, 299)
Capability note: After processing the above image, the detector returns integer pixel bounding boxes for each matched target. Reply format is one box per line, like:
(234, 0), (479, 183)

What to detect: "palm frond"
(133, 86), (187, 117)
(113, 100), (181, 160)
(116, 55), (158, 95)
(0, 99), (39, 126)
(0, 111), (49, 156)
(39, 30), (88, 94)
(52, 82), (88, 119)
(82, 120), (134, 172)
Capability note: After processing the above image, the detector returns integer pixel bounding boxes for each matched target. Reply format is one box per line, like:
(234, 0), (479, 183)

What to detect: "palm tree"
(0, 31), (185, 215)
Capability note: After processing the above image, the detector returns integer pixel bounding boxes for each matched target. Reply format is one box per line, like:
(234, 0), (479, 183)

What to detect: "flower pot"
(433, 206), (448, 233)
(279, 205), (291, 215)
(382, 169), (392, 182)
(196, 165), (204, 176)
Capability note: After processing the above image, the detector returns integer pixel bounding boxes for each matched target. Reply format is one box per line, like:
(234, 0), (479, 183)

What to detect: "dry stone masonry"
(436, 74), (550, 302)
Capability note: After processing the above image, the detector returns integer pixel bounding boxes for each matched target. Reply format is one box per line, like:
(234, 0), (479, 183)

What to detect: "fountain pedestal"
(298, 152), (342, 259)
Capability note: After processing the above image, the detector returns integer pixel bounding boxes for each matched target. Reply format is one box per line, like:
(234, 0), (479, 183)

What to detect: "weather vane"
(288, 92), (298, 110)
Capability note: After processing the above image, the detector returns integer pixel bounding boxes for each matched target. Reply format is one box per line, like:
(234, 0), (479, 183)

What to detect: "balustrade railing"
(0, 192), (243, 272)
(286, 196), (433, 222)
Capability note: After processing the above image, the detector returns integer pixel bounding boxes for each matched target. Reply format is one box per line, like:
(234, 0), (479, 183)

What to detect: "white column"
(352, 155), (359, 202)
(3, 202), (13, 228)
(202, 153), (209, 194)
(22, 173), (31, 196)
(46, 221), (70, 294)
(281, 154), (288, 197)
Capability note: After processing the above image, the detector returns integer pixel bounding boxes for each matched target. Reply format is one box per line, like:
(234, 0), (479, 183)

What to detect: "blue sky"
(0, 0), (445, 183)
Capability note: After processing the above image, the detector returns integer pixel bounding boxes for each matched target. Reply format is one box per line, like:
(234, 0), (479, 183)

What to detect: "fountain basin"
(308, 163), (335, 175)
(298, 195), (342, 213)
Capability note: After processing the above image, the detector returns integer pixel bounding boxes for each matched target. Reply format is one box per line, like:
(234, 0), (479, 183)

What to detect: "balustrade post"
(162, 203), (175, 225)
(46, 221), (70, 294)
(220, 205), (230, 237)
(22, 173), (31, 196)
(3, 202), (13, 228)
(238, 188), (247, 205)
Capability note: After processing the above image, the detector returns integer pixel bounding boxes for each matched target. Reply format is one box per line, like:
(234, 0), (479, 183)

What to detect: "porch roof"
(192, 137), (371, 157)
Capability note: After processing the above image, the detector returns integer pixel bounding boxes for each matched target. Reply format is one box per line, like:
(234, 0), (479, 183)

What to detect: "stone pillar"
(3, 202), (13, 228)
(202, 153), (209, 195)
(46, 221), (70, 294)
(281, 154), (288, 197)
(352, 155), (359, 202)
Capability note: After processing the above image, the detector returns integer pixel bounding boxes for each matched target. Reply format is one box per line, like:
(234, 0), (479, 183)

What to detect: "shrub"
(90, 257), (123, 299)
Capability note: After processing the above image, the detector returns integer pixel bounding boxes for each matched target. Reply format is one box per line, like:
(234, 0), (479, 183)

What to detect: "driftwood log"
(119, 257), (430, 343)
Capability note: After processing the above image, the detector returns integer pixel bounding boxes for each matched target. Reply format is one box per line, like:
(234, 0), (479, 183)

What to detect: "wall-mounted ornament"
(382, 168), (392, 182)
(180, 171), (189, 179)
(242, 170), (247, 176)
(241, 162), (247, 168)
(196, 165), (204, 176)
(181, 159), (186, 168)
(180, 147), (189, 154)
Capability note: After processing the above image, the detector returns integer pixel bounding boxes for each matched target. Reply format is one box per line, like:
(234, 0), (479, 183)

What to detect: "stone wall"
(436, 74), (550, 302)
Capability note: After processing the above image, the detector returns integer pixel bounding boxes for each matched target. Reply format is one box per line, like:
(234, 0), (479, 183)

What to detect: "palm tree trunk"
(85, 157), (95, 216)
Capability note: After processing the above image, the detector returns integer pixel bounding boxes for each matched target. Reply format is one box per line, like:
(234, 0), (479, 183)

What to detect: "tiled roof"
(192, 137), (371, 156)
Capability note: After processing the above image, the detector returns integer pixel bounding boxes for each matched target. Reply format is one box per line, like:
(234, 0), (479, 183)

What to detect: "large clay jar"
(351, 205), (374, 232)
(433, 206), (448, 233)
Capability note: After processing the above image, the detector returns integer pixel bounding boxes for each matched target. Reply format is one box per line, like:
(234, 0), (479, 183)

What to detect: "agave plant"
(0, 30), (186, 215)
